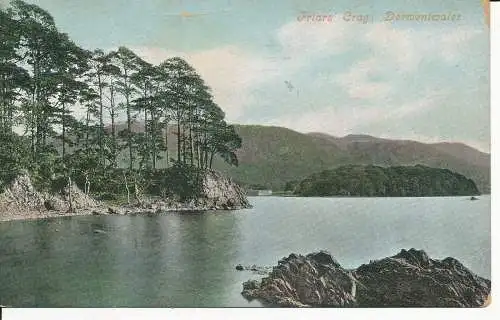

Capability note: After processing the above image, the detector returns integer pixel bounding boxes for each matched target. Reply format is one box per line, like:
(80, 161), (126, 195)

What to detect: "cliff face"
(354, 249), (490, 307)
(197, 170), (252, 210)
(0, 170), (251, 220)
(0, 172), (45, 213)
(242, 249), (490, 308)
(119, 169), (252, 214)
(0, 172), (103, 220)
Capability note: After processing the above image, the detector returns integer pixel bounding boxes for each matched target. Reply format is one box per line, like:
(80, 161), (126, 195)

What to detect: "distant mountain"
(215, 126), (490, 193)
(103, 123), (490, 193)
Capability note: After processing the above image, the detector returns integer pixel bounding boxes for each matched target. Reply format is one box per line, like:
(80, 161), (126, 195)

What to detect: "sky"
(1, 0), (490, 152)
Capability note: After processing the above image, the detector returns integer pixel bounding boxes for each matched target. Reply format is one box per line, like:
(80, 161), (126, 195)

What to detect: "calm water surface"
(0, 196), (490, 307)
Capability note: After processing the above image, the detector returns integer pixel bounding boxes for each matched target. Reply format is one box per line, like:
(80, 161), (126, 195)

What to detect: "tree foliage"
(0, 1), (242, 200)
(291, 165), (480, 197)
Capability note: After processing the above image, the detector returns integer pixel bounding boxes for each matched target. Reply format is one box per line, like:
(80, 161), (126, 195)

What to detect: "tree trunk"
(152, 111), (156, 170)
(123, 172), (130, 204)
(176, 121), (181, 164)
(85, 173), (90, 195)
(209, 152), (214, 169)
(164, 120), (169, 168)
(110, 84), (117, 168)
(98, 72), (104, 166)
(189, 123), (194, 166)
(67, 176), (74, 213)
(62, 102), (66, 162)
(133, 175), (142, 205)
(144, 108), (148, 169)
(125, 68), (133, 170)
(85, 108), (90, 157)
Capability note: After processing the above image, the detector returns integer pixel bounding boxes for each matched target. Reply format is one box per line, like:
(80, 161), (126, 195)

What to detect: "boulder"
(108, 207), (123, 215)
(354, 249), (491, 307)
(242, 251), (357, 307)
(242, 249), (490, 308)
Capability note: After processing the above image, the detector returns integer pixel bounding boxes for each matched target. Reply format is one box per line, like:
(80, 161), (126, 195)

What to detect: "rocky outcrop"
(1, 169), (251, 221)
(59, 183), (101, 211)
(0, 172), (105, 221)
(354, 249), (491, 307)
(0, 172), (45, 212)
(242, 249), (490, 308)
(235, 264), (273, 275)
(124, 170), (252, 214)
(197, 170), (251, 210)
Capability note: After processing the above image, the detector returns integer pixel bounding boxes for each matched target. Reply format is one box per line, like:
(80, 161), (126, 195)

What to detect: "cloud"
(275, 19), (350, 63)
(364, 23), (423, 72)
(129, 18), (486, 150)
(131, 20), (485, 124)
(132, 45), (273, 120)
(363, 23), (484, 68)
(439, 27), (484, 64)
(330, 22), (484, 102)
(335, 58), (394, 100)
(265, 87), (448, 135)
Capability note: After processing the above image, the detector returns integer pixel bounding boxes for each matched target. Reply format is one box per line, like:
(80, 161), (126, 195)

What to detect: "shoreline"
(0, 208), (104, 223)
(0, 170), (252, 223)
(1, 193), (486, 223)
(249, 194), (485, 199)
(0, 204), (252, 223)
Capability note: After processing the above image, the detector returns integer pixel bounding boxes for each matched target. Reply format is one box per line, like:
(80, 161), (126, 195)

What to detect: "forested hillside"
(213, 126), (490, 193)
(289, 165), (480, 197)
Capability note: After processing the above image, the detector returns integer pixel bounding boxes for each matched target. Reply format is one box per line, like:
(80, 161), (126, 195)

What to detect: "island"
(286, 165), (480, 197)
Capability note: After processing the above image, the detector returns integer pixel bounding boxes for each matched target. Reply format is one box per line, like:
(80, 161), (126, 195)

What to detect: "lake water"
(0, 196), (490, 307)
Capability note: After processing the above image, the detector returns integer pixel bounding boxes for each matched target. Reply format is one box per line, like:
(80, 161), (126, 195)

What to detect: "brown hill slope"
(216, 126), (490, 193)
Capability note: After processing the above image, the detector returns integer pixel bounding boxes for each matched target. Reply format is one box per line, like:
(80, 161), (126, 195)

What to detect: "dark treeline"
(0, 0), (241, 201)
(288, 165), (480, 197)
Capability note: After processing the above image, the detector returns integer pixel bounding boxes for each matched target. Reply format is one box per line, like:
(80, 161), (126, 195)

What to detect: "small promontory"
(0, 169), (251, 221)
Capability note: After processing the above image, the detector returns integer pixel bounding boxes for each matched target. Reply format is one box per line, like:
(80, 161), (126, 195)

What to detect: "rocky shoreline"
(0, 170), (252, 222)
(241, 249), (491, 307)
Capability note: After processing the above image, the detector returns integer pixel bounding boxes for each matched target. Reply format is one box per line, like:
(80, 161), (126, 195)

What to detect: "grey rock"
(124, 170), (252, 214)
(242, 248), (490, 308)
(235, 264), (272, 275)
(43, 199), (59, 211)
(108, 207), (123, 215)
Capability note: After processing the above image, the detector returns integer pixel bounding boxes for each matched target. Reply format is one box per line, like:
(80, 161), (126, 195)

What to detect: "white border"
(2, 2), (498, 320)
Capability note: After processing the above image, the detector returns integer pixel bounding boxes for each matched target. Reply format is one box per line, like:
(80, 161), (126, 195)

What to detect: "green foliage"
(143, 163), (205, 202)
(284, 180), (299, 192)
(292, 165), (480, 197)
(0, 132), (31, 188)
(0, 1), (243, 201)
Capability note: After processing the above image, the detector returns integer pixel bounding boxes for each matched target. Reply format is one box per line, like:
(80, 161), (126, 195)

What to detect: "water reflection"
(0, 196), (491, 307)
